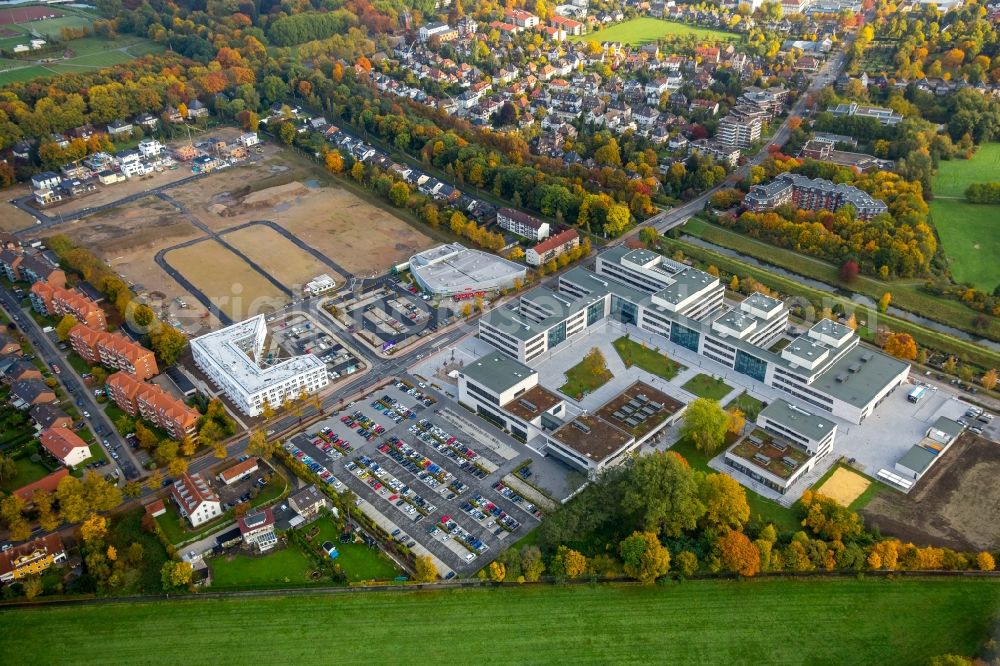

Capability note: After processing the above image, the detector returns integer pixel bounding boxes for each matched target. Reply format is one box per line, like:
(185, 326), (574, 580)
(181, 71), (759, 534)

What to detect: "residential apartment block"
(30, 282), (107, 330)
(477, 248), (909, 424)
(191, 315), (328, 417)
(716, 106), (768, 148)
(170, 472), (223, 527)
(0, 533), (67, 583)
(744, 173), (888, 220)
(496, 208), (551, 241)
(69, 325), (158, 380)
(105, 371), (199, 441)
(526, 228), (580, 267)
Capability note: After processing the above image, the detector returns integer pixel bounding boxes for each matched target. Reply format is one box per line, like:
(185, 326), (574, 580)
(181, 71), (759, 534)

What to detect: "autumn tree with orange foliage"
(717, 530), (761, 577)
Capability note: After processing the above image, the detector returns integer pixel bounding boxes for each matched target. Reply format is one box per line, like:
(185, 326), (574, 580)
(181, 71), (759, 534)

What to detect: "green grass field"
(559, 357), (613, 398)
(933, 145), (1000, 198)
(612, 336), (683, 380)
(929, 145), (1000, 292)
(682, 373), (732, 401)
(928, 199), (999, 292)
(571, 17), (735, 45)
(210, 548), (318, 589)
(3, 579), (997, 664)
(726, 391), (765, 420)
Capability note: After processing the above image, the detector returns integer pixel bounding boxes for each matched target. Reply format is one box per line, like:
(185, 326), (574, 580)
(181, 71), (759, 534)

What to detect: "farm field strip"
(570, 17), (735, 45)
(1, 579), (997, 664)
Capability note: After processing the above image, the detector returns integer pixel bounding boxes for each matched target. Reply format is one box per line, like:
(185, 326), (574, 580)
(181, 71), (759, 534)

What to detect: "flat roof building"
(475, 248), (909, 424)
(409, 243), (526, 296)
(191, 315), (328, 417)
(723, 399), (837, 495)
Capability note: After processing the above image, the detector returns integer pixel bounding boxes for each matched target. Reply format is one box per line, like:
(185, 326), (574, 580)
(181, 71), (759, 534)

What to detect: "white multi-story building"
(170, 473), (223, 527)
(496, 208), (550, 241)
(137, 139), (164, 158)
(191, 315), (329, 416)
(723, 399), (837, 495)
(477, 247), (910, 424)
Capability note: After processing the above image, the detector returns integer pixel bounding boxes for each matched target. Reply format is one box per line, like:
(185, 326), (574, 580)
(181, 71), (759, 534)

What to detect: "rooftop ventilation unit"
(571, 420), (591, 434)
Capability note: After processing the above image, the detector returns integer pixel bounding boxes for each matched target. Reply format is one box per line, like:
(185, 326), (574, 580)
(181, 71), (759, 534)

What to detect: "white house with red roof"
(39, 427), (90, 467)
(238, 508), (277, 552)
(170, 473), (223, 527)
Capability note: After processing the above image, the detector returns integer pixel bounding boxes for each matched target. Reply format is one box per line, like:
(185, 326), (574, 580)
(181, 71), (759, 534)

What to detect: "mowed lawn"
(571, 17), (734, 45)
(928, 199), (1000, 291)
(3, 579), (999, 664)
(930, 145), (1000, 291)
(933, 145), (1000, 198)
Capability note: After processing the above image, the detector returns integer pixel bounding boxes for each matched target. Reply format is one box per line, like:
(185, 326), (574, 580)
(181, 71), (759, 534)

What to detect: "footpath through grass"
(572, 17), (735, 45)
(3, 579), (998, 664)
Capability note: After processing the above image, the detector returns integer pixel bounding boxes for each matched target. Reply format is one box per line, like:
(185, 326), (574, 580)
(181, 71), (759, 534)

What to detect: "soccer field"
(2, 578), (997, 664)
(571, 17), (735, 45)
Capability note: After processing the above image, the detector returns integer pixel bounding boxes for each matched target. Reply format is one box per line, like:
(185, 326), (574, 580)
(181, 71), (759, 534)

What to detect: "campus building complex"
(723, 399), (837, 494)
(457, 350), (684, 475)
(744, 173), (888, 220)
(191, 315), (328, 417)
(477, 247), (909, 424)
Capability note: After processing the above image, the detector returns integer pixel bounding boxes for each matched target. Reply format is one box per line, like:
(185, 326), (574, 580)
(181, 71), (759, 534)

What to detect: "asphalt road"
(0, 289), (141, 481)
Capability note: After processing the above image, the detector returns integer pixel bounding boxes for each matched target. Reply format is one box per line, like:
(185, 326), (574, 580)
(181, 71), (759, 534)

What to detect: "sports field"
(2, 579), (997, 664)
(816, 466), (871, 506)
(571, 17), (735, 45)
(930, 144), (1000, 291)
(0, 5), (163, 87)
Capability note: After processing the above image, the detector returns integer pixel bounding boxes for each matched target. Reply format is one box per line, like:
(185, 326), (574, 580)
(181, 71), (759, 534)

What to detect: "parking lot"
(269, 313), (363, 381)
(287, 378), (542, 575)
(336, 280), (456, 353)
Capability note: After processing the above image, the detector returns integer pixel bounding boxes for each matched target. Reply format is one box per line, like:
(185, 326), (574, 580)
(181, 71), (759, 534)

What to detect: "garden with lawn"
(726, 391), (765, 420)
(571, 17), (735, 45)
(4, 579), (998, 664)
(612, 336), (683, 380)
(559, 348), (613, 398)
(682, 373), (733, 401)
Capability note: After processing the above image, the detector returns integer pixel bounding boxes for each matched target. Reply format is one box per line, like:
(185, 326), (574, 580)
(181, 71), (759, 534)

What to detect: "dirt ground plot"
(43, 197), (220, 332)
(167, 148), (436, 276)
(862, 435), (1000, 551)
(165, 238), (287, 320)
(222, 224), (334, 292)
(817, 467), (870, 506)
(0, 192), (39, 232)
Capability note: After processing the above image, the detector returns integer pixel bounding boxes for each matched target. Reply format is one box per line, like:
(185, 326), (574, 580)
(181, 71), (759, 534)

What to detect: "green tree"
(619, 531), (671, 584)
(674, 550), (699, 578)
(679, 398), (729, 455)
(622, 452), (704, 537)
(161, 560), (193, 590)
(388, 181), (409, 207)
(149, 325), (187, 365)
(520, 545), (545, 582)
(279, 121), (297, 146)
(247, 430), (274, 461)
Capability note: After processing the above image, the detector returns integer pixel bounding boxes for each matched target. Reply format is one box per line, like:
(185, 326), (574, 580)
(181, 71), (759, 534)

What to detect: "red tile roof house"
(170, 473), (223, 527)
(14, 468), (70, 503)
(238, 508), (277, 552)
(39, 427), (91, 467)
(217, 457), (260, 485)
(145, 499), (167, 518)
